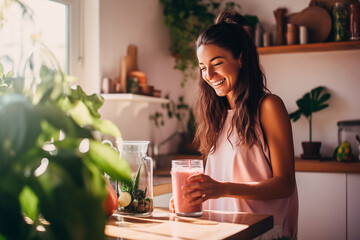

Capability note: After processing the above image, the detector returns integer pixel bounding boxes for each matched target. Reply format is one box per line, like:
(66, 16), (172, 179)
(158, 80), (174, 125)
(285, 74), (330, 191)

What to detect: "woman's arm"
(184, 94), (296, 204)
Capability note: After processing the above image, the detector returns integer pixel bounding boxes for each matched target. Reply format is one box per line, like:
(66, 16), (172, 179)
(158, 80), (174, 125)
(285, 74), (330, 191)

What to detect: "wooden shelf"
(258, 40), (360, 55)
(295, 157), (360, 173)
(101, 93), (169, 103)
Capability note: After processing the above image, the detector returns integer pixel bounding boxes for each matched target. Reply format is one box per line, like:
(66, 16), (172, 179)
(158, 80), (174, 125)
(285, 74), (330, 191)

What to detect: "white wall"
(98, 0), (360, 157)
(99, 0), (185, 153)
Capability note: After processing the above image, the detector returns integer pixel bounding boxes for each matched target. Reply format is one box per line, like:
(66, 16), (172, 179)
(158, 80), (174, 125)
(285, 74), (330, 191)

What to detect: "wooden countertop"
(154, 176), (171, 196)
(295, 157), (360, 173)
(105, 207), (273, 240)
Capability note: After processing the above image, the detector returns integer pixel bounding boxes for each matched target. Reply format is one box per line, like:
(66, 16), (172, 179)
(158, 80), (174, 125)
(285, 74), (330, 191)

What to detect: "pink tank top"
(204, 109), (298, 239)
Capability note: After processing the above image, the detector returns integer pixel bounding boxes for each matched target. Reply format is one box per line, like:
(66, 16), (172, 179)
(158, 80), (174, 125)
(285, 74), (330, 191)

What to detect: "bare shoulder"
(259, 94), (290, 129)
(259, 94), (287, 116)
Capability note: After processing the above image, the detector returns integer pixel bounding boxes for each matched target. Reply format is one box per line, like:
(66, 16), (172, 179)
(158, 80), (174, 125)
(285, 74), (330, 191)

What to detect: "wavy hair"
(194, 10), (268, 159)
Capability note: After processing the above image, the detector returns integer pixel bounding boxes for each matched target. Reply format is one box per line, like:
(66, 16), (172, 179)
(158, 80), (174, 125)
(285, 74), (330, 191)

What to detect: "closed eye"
(213, 62), (223, 66)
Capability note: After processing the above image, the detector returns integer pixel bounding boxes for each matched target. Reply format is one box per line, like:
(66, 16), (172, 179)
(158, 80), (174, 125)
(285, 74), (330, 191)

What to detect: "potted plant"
(150, 94), (199, 154)
(0, 60), (134, 240)
(0, 3), (132, 238)
(289, 86), (331, 159)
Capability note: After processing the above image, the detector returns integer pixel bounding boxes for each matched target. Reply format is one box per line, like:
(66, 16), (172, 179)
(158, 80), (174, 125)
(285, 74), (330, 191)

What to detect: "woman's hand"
(169, 196), (175, 213)
(182, 174), (223, 206)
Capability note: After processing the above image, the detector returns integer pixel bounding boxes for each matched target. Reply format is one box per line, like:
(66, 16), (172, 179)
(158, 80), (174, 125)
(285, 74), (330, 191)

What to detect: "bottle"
(117, 141), (154, 216)
(263, 32), (271, 47)
(332, 2), (349, 41)
(286, 23), (298, 45)
(349, 3), (360, 40)
(299, 25), (308, 45)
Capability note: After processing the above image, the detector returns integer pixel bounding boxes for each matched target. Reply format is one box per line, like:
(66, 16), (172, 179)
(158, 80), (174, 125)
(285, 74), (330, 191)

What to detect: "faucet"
(149, 130), (184, 157)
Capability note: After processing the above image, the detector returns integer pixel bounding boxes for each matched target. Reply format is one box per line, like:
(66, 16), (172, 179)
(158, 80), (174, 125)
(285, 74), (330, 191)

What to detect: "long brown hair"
(194, 10), (268, 159)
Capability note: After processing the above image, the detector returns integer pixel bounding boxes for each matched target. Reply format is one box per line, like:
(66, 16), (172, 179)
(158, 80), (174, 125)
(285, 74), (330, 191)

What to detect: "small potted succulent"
(289, 86), (331, 159)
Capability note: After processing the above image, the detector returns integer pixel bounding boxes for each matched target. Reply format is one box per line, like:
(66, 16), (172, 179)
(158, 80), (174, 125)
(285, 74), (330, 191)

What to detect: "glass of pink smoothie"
(171, 159), (204, 217)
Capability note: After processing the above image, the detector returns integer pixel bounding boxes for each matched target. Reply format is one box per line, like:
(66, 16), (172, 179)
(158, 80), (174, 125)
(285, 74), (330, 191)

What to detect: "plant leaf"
(86, 140), (132, 186)
(318, 93), (331, 104)
(68, 86), (104, 119)
(289, 109), (301, 121)
(19, 186), (38, 221)
(133, 163), (142, 192)
(92, 119), (122, 139)
(0, 64), (4, 78)
(296, 95), (311, 117)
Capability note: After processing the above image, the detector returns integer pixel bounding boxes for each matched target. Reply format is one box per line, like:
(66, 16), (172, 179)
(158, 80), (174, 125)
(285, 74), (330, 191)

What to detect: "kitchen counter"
(153, 155), (360, 196)
(105, 207), (273, 240)
(154, 176), (171, 196)
(295, 157), (360, 173)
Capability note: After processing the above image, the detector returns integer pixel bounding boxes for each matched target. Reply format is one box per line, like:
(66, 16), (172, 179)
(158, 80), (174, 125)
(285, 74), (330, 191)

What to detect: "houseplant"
(0, 61), (133, 240)
(149, 94), (198, 154)
(0, 3), (132, 239)
(289, 86), (331, 159)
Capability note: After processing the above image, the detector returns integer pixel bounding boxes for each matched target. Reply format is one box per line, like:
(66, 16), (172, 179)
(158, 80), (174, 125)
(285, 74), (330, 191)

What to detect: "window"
(0, 0), (82, 86)
(1, 0), (100, 94)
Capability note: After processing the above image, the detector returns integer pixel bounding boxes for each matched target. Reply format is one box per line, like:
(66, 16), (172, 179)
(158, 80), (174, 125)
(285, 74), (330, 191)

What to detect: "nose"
(204, 67), (215, 80)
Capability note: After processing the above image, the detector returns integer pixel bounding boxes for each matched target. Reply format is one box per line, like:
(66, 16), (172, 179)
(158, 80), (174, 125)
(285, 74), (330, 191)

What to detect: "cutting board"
(287, 6), (332, 43)
(119, 44), (139, 93)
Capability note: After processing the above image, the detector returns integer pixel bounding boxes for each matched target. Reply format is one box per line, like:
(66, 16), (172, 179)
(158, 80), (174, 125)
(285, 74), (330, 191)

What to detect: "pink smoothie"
(172, 170), (202, 216)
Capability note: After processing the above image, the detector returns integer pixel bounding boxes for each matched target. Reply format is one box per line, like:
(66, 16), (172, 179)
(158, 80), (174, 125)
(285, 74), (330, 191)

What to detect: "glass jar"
(332, 2), (349, 41)
(337, 120), (360, 161)
(171, 159), (204, 217)
(117, 141), (154, 215)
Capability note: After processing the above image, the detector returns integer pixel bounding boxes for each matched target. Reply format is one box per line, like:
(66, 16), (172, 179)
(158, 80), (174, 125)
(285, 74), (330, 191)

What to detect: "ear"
(238, 52), (242, 68)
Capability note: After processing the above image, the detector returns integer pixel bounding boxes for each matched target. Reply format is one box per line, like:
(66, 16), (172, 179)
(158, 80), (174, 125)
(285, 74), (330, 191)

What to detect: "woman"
(182, 10), (298, 239)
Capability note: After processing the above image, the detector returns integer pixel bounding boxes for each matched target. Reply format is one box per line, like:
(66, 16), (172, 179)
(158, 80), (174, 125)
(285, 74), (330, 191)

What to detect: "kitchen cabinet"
(296, 171), (360, 240)
(258, 40), (360, 55)
(347, 173), (360, 240)
(296, 172), (347, 240)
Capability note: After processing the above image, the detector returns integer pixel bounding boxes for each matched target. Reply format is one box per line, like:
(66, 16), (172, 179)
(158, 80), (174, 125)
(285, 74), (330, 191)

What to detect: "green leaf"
(68, 101), (94, 126)
(19, 186), (38, 221)
(68, 86), (104, 119)
(133, 163), (142, 192)
(66, 100), (121, 138)
(313, 104), (329, 113)
(92, 119), (122, 138)
(5, 71), (13, 78)
(318, 93), (331, 103)
(35, 104), (92, 140)
(289, 109), (302, 122)
(296, 95), (311, 117)
(0, 233), (6, 240)
(0, 94), (42, 159)
(0, 63), (3, 78)
(87, 140), (132, 186)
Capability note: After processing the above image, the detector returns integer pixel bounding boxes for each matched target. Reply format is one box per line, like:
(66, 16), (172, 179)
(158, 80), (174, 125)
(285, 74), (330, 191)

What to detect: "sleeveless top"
(203, 109), (298, 239)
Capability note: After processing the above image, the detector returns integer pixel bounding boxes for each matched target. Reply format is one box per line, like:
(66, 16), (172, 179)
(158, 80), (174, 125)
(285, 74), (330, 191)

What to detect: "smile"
(212, 79), (225, 87)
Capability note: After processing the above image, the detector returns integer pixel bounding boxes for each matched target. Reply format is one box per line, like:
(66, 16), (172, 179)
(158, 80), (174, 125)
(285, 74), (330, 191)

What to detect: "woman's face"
(197, 44), (242, 105)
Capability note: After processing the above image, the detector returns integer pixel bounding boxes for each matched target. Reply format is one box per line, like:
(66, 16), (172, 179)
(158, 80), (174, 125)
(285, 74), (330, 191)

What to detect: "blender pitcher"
(117, 140), (154, 215)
